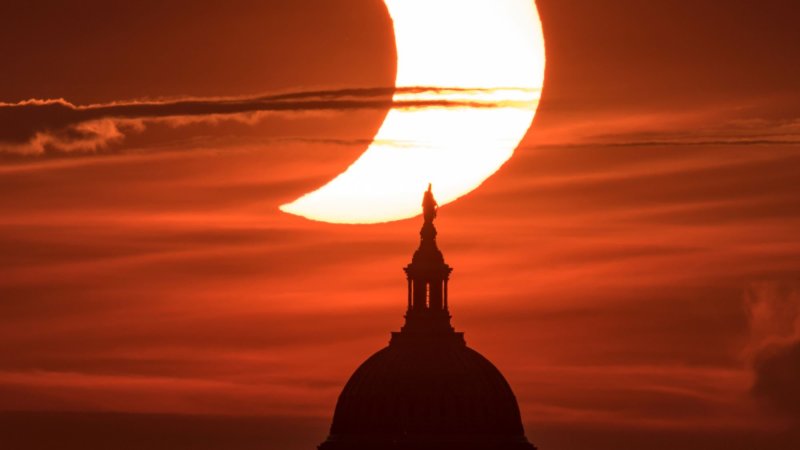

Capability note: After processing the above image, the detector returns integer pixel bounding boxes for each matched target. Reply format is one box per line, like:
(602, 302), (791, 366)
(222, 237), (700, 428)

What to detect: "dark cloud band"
(0, 86), (536, 156)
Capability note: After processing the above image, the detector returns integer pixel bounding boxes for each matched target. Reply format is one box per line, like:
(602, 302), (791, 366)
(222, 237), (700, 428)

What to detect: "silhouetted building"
(319, 186), (537, 450)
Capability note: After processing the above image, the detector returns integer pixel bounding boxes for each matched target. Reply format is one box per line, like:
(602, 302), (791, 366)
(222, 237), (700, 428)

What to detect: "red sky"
(1, 1), (800, 449)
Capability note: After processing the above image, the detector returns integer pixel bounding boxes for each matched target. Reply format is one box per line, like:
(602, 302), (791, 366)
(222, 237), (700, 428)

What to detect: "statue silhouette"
(422, 183), (437, 224)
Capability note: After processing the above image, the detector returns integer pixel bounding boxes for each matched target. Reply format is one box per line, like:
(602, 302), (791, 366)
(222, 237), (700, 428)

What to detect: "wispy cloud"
(0, 86), (538, 156)
(530, 104), (800, 149)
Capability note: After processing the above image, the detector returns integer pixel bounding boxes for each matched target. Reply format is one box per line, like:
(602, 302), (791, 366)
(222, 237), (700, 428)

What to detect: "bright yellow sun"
(281, 0), (545, 224)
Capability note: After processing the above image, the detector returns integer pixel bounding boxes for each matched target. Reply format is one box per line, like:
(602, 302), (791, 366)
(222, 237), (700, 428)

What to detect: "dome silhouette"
(319, 185), (536, 450)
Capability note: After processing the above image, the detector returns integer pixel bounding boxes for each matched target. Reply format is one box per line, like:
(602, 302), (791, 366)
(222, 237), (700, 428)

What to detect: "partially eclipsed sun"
(280, 0), (546, 224)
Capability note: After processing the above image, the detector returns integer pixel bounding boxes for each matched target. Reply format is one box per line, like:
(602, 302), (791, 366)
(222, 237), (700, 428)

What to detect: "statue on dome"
(422, 183), (438, 223)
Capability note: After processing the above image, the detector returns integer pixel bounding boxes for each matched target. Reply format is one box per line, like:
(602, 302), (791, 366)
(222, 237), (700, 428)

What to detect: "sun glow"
(281, 0), (545, 223)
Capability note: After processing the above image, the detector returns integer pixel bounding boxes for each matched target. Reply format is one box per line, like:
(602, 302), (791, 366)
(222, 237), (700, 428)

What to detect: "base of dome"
(319, 433), (537, 450)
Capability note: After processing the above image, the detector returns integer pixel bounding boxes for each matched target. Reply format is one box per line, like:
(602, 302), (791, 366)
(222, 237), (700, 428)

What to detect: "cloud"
(752, 342), (800, 419)
(529, 101), (800, 149)
(744, 282), (800, 420)
(0, 87), (537, 156)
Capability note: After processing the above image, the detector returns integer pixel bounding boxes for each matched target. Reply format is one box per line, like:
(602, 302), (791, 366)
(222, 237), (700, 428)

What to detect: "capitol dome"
(319, 186), (536, 450)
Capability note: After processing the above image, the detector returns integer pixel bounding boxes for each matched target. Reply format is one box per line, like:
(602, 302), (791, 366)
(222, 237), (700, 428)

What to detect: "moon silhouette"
(281, 0), (545, 224)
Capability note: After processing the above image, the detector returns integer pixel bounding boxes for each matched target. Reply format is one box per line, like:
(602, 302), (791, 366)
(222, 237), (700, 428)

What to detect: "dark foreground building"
(319, 186), (536, 450)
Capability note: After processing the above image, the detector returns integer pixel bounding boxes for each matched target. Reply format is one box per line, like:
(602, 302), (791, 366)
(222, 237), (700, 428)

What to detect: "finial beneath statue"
(422, 183), (438, 224)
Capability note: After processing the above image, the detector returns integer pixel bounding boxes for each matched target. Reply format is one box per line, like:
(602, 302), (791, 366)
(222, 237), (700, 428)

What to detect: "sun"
(280, 0), (545, 224)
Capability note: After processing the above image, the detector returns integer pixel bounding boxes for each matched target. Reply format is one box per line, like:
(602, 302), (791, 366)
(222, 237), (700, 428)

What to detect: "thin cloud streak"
(529, 105), (800, 149)
(0, 86), (539, 156)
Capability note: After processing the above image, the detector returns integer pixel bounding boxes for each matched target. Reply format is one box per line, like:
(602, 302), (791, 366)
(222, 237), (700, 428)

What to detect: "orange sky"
(1, 1), (800, 449)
